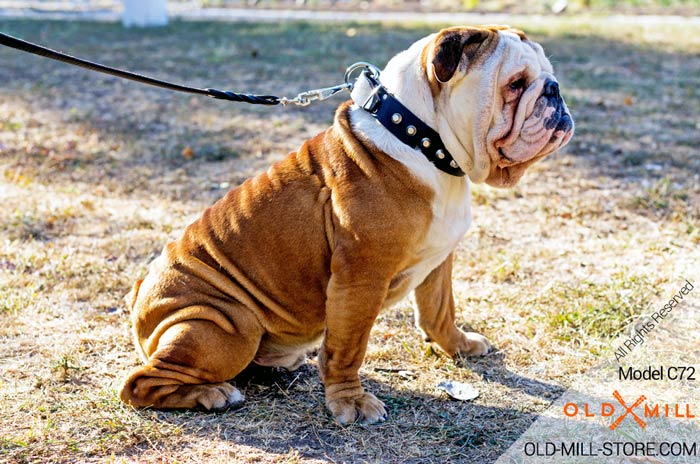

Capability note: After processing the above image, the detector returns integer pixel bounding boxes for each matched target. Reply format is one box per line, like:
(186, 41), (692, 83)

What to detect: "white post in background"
(122, 0), (168, 27)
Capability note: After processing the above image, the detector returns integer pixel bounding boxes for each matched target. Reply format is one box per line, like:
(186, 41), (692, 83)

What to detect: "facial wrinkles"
(498, 76), (546, 148)
(484, 39), (525, 157)
(489, 39), (546, 151)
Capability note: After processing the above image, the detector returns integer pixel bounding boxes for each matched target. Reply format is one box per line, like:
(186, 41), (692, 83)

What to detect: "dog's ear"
(429, 27), (498, 83)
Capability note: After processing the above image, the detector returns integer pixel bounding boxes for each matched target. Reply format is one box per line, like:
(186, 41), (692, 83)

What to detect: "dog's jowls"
(120, 25), (574, 425)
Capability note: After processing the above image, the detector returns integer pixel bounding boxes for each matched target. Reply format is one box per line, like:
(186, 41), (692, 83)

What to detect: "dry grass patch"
(1, 16), (699, 463)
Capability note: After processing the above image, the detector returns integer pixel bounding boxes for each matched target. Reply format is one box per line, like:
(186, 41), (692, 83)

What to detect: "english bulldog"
(119, 25), (573, 425)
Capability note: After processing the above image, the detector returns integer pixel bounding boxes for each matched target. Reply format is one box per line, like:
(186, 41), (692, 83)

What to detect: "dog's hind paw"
(196, 383), (245, 412)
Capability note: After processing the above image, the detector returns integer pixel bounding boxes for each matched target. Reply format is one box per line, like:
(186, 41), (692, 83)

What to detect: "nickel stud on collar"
(345, 62), (465, 177)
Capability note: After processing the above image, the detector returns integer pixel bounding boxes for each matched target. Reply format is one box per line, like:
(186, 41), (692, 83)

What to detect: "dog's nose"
(556, 113), (573, 133)
(543, 79), (560, 98)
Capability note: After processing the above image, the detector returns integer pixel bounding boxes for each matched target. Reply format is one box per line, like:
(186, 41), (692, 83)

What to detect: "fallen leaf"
(437, 380), (479, 401)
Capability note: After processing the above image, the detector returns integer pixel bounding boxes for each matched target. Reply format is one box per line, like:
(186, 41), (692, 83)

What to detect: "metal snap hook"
(278, 62), (381, 107)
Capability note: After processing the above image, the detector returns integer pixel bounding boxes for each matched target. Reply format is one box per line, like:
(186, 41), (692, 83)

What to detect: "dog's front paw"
(453, 331), (492, 357)
(327, 392), (387, 425)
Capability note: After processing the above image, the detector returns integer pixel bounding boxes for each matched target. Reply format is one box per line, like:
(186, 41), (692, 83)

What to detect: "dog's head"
(424, 26), (574, 187)
(376, 25), (574, 187)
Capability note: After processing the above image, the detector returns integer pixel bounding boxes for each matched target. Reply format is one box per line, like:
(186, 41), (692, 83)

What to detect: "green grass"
(544, 273), (654, 342)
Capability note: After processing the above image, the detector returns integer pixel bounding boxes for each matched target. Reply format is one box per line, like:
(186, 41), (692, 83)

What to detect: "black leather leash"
(0, 31), (281, 105)
(1, 33), (465, 177)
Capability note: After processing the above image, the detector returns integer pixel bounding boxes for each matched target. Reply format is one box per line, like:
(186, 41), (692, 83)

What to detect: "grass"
(1, 14), (699, 464)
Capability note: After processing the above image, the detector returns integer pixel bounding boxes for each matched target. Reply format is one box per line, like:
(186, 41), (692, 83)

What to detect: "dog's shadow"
(455, 349), (565, 400)
(145, 353), (564, 463)
(232, 347), (564, 402)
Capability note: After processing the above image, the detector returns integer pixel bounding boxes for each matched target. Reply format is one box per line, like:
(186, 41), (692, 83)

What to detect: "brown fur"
(117, 23), (565, 423)
(414, 253), (472, 355)
(119, 102), (487, 421)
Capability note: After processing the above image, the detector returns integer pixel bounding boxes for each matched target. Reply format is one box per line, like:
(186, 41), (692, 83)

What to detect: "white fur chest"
(394, 174), (471, 303)
(349, 107), (472, 306)
(348, 39), (475, 305)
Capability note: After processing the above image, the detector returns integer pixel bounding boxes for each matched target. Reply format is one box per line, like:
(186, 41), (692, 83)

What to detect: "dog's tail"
(125, 278), (149, 362)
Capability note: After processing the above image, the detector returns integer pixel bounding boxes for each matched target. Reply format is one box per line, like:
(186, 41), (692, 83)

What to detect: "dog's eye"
(509, 78), (526, 92)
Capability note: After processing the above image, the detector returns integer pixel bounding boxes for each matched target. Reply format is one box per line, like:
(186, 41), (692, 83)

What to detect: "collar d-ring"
(344, 62), (382, 91)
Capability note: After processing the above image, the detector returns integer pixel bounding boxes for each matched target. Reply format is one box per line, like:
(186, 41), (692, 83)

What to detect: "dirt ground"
(1, 15), (699, 463)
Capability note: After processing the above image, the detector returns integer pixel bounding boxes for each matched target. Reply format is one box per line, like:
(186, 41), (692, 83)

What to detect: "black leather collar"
(356, 75), (466, 177)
